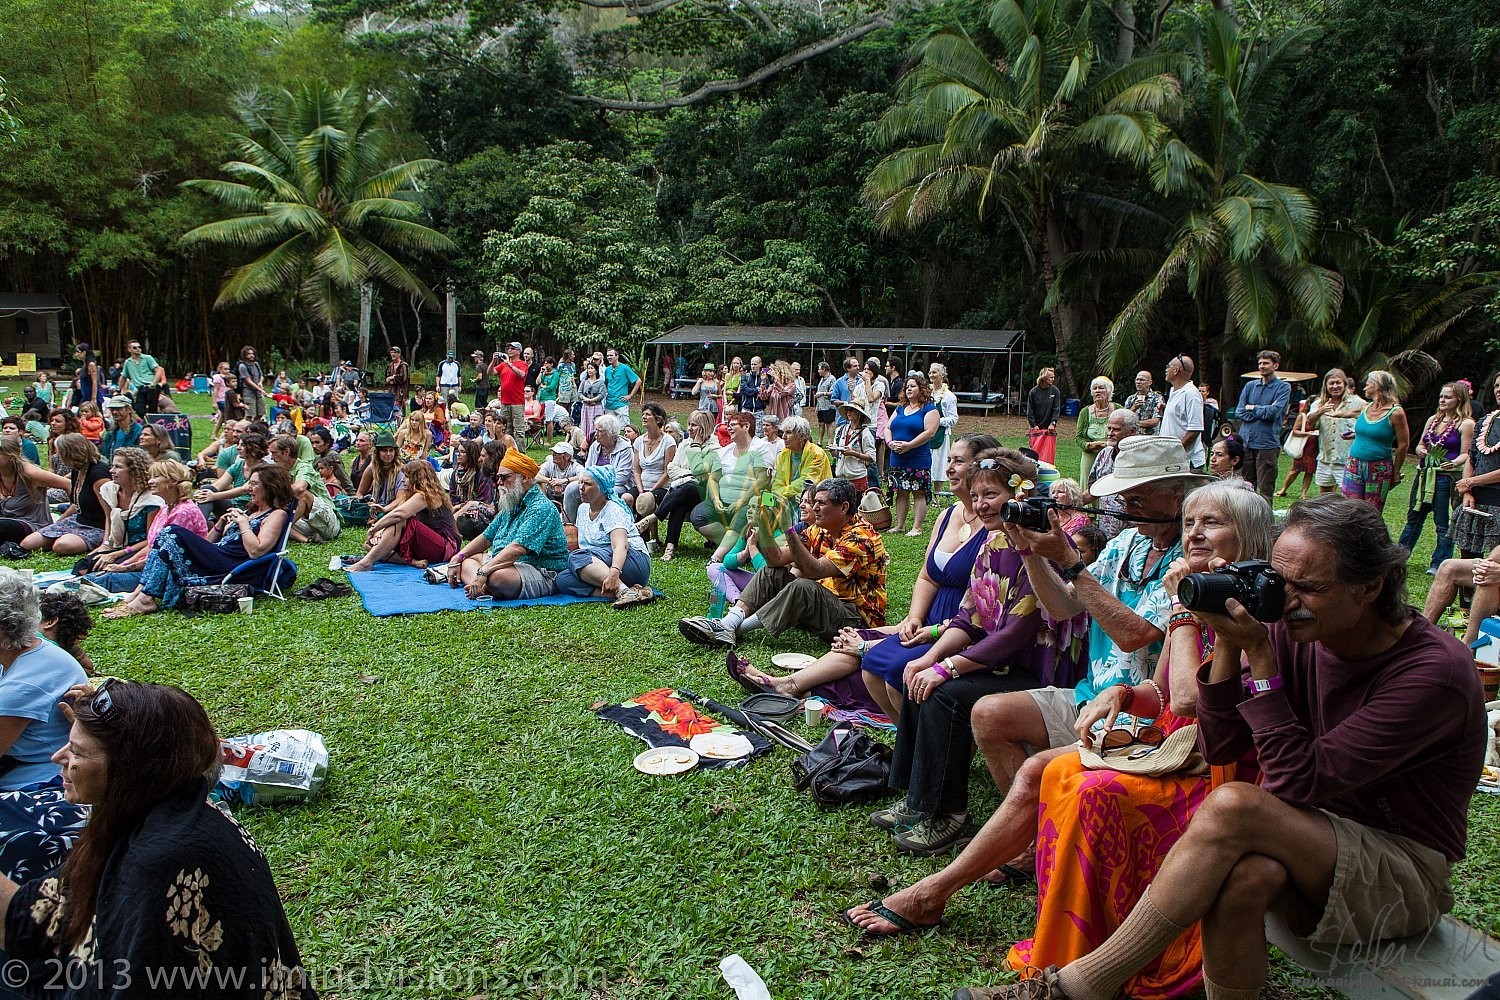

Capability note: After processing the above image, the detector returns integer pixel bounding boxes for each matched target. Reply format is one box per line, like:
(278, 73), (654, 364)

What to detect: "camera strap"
(1051, 502), (1180, 525)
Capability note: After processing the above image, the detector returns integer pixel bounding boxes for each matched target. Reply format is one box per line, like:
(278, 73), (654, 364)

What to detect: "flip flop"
(981, 864), (1036, 888)
(838, 899), (941, 937)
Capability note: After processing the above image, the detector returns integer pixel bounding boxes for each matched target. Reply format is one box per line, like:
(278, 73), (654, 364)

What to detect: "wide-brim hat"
(1088, 436), (1212, 496)
(837, 400), (871, 422)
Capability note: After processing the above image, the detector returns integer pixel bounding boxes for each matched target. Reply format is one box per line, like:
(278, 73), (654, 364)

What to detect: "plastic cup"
(803, 697), (826, 727)
(237, 596), (254, 615)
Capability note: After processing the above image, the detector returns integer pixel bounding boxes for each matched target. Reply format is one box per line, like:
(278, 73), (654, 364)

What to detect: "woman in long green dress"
(1076, 376), (1114, 482)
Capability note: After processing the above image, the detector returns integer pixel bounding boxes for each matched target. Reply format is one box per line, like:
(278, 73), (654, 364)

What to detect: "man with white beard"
(445, 448), (569, 599)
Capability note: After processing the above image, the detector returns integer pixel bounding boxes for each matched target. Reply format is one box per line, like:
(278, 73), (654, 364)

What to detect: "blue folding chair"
(222, 511), (297, 600)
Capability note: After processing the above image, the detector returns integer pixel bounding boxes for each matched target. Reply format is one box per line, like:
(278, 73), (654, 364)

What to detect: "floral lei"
(1479, 410), (1500, 456)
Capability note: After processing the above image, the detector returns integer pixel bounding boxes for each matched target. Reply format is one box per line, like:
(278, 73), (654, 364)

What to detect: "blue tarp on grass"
(343, 561), (652, 617)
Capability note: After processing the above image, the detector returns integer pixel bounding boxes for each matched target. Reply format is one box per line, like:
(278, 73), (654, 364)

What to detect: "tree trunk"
(327, 319), (340, 370)
(357, 283), (373, 372)
(1219, 312), (1240, 412)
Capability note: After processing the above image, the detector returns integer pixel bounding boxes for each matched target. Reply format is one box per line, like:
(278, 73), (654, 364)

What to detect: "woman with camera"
(1005, 480), (1268, 997)
(0, 679), (315, 998)
(861, 448), (1089, 856)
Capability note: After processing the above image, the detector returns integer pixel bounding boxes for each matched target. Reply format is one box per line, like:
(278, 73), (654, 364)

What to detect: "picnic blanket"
(596, 688), (772, 770)
(343, 561), (657, 617)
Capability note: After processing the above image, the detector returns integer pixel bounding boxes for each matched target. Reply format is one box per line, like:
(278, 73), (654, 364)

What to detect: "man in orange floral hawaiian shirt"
(679, 477), (887, 645)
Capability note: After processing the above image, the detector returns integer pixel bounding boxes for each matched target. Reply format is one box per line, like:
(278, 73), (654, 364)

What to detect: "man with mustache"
(951, 495), (1484, 1000)
(445, 448), (569, 599)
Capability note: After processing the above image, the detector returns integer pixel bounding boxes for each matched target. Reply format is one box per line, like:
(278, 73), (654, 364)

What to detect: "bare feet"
(842, 881), (946, 936)
(410, 559), (428, 569)
(103, 595), (157, 619)
(345, 560), (374, 573)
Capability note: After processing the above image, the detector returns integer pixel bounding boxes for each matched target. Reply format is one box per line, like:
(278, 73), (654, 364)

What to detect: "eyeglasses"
(89, 678), (120, 724)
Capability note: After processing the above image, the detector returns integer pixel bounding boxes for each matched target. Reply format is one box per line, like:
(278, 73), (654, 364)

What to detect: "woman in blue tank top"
(1341, 370), (1409, 512)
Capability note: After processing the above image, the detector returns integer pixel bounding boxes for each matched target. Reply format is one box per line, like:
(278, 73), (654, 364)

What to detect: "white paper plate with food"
(689, 732), (754, 761)
(634, 747), (700, 776)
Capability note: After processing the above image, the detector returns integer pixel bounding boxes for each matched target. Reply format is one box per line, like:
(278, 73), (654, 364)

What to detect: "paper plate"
(634, 747), (700, 776)
(770, 652), (816, 671)
(690, 732), (754, 762)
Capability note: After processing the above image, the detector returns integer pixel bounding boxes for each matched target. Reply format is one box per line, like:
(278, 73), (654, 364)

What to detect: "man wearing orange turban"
(444, 448), (569, 598)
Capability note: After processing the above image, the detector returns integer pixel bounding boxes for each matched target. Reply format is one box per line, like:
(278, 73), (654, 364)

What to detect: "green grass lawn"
(29, 392), (1499, 998)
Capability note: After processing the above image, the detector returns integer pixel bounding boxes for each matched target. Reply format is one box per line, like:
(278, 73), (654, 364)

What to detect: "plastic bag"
(214, 729), (328, 806)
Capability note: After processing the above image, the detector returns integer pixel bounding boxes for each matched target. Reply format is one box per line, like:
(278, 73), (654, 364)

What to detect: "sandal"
(726, 650), (774, 695)
(838, 899), (941, 938)
(661, 543), (675, 562)
(613, 585), (656, 609)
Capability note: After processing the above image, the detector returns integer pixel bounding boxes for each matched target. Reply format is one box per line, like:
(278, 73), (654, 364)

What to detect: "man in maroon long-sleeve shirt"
(954, 494), (1485, 1000)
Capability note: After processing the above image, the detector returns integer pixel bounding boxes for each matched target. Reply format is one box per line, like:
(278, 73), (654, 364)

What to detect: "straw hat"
(1088, 436), (1212, 497)
(837, 400), (871, 423)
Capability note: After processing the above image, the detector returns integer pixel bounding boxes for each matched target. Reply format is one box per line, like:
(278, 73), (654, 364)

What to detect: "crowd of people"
(0, 338), (1493, 998)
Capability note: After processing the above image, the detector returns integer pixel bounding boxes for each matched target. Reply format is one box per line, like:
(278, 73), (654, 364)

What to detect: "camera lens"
(1178, 572), (1243, 615)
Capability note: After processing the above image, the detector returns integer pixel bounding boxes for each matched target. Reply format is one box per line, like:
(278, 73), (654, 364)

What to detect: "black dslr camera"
(1177, 559), (1285, 621)
(999, 497), (1060, 531)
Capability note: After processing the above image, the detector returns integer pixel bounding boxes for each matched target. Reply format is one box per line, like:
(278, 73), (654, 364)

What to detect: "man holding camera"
(949, 494), (1485, 1000)
(844, 437), (1208, 938)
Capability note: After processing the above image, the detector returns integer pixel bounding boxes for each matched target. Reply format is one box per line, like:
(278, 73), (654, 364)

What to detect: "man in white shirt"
(1161, 353), (1206, 471)
(436, 351), (463, 397)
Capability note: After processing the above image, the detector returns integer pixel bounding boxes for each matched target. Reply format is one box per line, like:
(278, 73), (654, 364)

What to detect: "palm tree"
(1306, 226), (1500, 388)
(1095, 10), (1342, 391)
(863, 0), (1181, 394)
(181, 81), (453, 367)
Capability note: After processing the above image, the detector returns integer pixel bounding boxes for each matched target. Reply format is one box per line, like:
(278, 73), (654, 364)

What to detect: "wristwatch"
(1246, 675), (1284, 695)
(1059, 560), (1088, 582)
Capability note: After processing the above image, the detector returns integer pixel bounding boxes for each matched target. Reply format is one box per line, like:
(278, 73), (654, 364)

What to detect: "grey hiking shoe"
(894, 813), (972, 855)
(869, 799), (923, 832)
(953, 966), (1070, 1000)
(678, 616), (738, 647)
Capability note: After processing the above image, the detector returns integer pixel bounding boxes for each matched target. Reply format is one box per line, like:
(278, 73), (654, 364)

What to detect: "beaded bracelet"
(1168, 610), (1196, 627)
(1168, 618), (1199, 635)
(1143, 677), (1166, 715)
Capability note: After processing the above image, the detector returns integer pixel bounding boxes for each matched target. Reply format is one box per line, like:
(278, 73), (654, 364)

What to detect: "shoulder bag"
(790, 722), (891, 809)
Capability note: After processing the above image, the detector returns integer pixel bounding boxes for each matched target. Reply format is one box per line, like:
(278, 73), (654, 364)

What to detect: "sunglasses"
(1095, 723), (1165, 755)
(89, 678), (120, 724)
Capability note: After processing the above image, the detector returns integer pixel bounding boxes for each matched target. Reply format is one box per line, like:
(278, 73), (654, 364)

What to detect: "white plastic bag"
(215, 729), (328, 806)
(720, 955), (770, 1000)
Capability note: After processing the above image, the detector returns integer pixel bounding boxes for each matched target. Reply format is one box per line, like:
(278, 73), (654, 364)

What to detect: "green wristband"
(929, 623), (942, 640)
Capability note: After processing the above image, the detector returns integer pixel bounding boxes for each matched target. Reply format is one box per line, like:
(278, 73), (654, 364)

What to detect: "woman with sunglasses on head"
(0, 677), (316, 998)
(1004, 481), (1267, 994)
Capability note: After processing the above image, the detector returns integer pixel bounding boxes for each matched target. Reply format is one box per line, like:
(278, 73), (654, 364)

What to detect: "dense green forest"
(0, 0), (1496, 396)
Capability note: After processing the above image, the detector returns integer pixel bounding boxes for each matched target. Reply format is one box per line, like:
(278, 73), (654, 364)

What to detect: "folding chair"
(222, 512), (297, 600)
